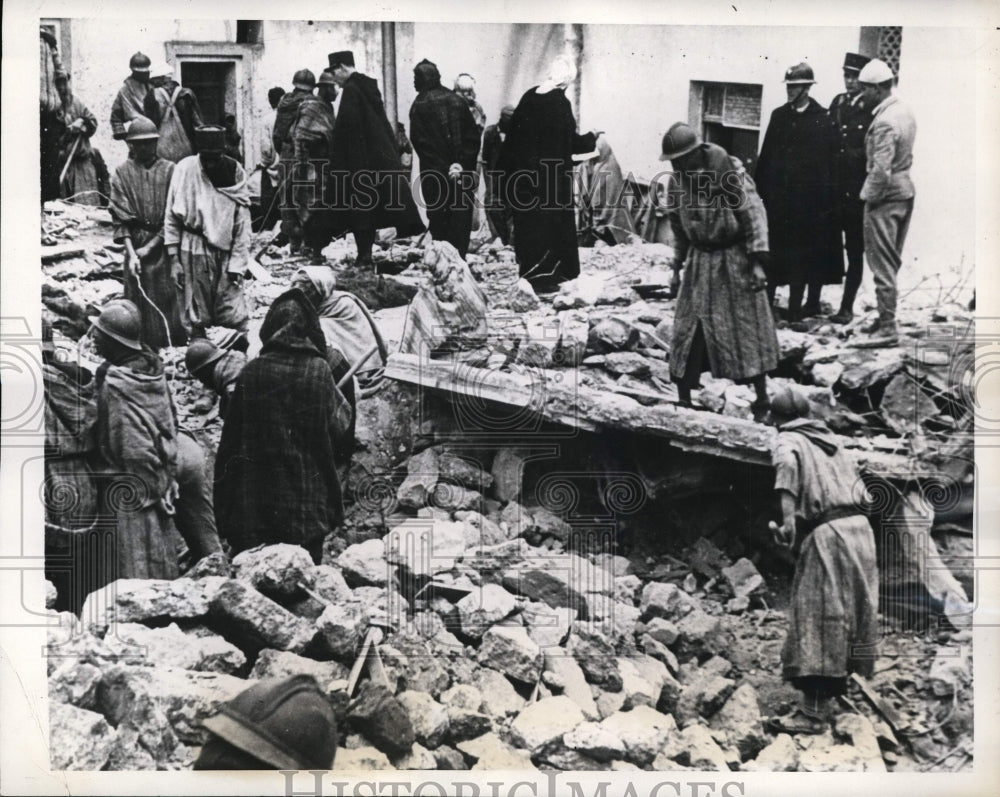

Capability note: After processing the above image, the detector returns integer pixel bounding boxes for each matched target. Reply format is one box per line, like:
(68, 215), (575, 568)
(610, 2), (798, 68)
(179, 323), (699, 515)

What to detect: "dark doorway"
(693, 81), (763, 175)
(180, 61), (236, 125)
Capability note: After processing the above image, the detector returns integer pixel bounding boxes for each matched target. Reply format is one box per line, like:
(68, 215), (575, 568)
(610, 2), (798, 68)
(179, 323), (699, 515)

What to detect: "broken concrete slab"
(542, 650), (599, 721)
(207, 580), (315, 655)
(249, 649), (348, 685)
(102, 622), (246, 674)
(509, 695), (585, 753)
(81, 577), (226, 633)
(598, 705), (677, 766)
(457, 732), (536, 770)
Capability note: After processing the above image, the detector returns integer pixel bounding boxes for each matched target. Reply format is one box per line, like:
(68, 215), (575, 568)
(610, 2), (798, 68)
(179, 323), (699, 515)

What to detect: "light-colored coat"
(860, 95), (916, 204)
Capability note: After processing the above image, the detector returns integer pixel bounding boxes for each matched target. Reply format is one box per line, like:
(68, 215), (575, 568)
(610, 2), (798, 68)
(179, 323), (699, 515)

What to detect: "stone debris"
(508, 695), (585, 753)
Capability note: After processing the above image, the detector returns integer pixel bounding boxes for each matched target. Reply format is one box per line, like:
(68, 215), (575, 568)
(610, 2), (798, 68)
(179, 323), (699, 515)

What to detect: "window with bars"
(878, 26), (903, 77)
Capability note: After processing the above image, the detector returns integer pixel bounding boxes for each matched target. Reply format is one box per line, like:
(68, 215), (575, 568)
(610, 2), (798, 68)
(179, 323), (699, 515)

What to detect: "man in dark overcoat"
(755, 62), (843, 323)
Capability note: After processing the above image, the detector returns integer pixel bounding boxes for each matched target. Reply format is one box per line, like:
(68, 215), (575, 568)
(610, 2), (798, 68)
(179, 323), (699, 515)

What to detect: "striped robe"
(668, 146), (780, 383)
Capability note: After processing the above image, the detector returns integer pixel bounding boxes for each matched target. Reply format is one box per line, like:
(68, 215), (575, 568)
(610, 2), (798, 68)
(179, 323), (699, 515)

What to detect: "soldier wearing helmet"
(755, 61), (844, 327)
(88, 300), (181, 581)
(111, 52), (152, 140)
(272, 69), (318, 255)
(184, 331), (248, 419)
(194, 675), (339, 769)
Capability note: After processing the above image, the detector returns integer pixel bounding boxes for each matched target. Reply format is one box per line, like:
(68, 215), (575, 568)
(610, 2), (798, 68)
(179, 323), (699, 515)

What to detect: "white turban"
(150, 62), (175, 80)
(536, 54), (577, 94)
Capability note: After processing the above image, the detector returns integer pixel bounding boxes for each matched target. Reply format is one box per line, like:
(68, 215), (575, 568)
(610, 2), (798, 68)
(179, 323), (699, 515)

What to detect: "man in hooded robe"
(501, 55), (596, 292)
(214, 289), (353, 563)
(577, 133), (637, 246)
(164, 125), (251, 339)
(326, 50), (425, 266)
(110, 52), (152, 140)
(766, 384), (878, 735)
(482, 104), (515, 245)
(409, 59), (482, 258)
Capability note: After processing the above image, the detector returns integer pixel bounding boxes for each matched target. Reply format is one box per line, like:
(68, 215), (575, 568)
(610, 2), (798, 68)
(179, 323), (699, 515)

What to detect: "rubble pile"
(47, 453), (973, 772)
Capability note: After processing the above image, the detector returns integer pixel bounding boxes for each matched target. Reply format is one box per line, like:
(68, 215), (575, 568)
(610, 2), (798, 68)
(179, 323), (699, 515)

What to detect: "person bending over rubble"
(766, 384), (879, 734)
(658, 123), (778, 418)
(214, 289), (353, 563)
(195, 674), (338, 769)
(184, 331), (248, 419)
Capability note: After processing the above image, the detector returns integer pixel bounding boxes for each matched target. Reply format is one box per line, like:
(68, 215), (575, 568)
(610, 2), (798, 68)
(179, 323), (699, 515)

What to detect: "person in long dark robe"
(273, 70), (318, 254)
(40, 27), (66, 204)
(409, 59), (482, 259)
(110, 52), (152, 140)
(755, 63), (843, 322)
(326, 50), (425, 266)
(292, 71), (338, 263)
(89, 300), (180, 582)
(501, 56), (596, 292)
(143, 63), (204, 163)
(214, 289), (353, 563)
(255, 87), (285, 233)
(482, 105), (515, 245)
(577, 133), (637, 246)
(765, 384), (878, 734)
(660, 123), (778, 417)
(110, 117), (186, 349)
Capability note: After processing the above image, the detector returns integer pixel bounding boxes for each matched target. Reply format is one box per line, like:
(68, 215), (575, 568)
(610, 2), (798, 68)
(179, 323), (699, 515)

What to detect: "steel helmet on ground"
(659, 122), (702, 161)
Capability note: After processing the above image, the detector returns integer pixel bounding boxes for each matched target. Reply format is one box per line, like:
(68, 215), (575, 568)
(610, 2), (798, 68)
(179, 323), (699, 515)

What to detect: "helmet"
(88, 300), (143, 350)
(185, 339), (226, 375)
(318, 70), (338, 87)
(129, 52), (151, 72)
(292, 68), (316, 89)
(659, 122), (702, 161)
(125, 116), (160, 141)
(770, 384), (811, 420)
(857, 58), (894, 85)
(782, 62), (815, 85)
(200, 675), (338, 770)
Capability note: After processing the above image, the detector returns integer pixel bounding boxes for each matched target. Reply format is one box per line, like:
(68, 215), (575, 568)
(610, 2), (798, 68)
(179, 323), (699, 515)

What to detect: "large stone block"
(81, 577), (227, 632)
(338, 538), (391, 587)
(477, 625), (542, 684)
(347, 682), (415, 758)
(102, 622), (246, 674)
(49, 701), (119, 770)
(509, 695), (585, 753)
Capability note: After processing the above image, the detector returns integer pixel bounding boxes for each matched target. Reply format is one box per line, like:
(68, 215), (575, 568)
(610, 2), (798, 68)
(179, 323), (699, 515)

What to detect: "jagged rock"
(457, 732), (536, 770)
(48, 661), (102, 710)
(536, 746), (607, 770)
(208, 580), (315, 654)
(430, 483), (482, 512)
(687, 536), (730, 578)
(46, 615), (117, 675)
(812, 361), (845, 387)
(490, 450), (528, 503)
(81, 577), (227, 632)
(596, 688), (628, 719)
(473, 668), (525, 719)
(617, 657), (659, 709)
(604, 352), (651, 377)
(435, 449), (494, 491)
(798, 735), (868, 772)
(594, 553), (632, 577)
(312, 601), (368, 661)
(45, 579), (58, 609)
(744, 733), (799, 772)
(675, 671), (736, 726)
(699, 655), (732, 677)
(381, 633), (452, 696)
(674, 609), (727, 659)
(563, 721), (627, 761)
(478, 625), (542, 684)
(456, 510), (510, 548)
(398, 447), (440, 509)
(455, 584), (517, 640)
(231, 543), (315, 600)
(186, 551), (232, 579)
(385, 518), (466, 578)
(250, 649), (348, 684)
(509, 278), (541, 312)
(708, 683), (766, 759)
(338, 538), (390, 587)
(348, 682), (415, 758)
(614, 574), (643, 604)
(433, 744), (468, 770)
(670, 724), (729, 771)
(928, 646), (971, 696)
(502, 566), (590, 618)
(599, 705), (677, 766)
(391, 741), (437, 769)
(589, 317), (638, 353)
(445, 707), (493, 742)
(102, 622), (246, 674)
(566, 626), (622, 691)
(441, 684), (483, 711)
(464, 537), (532, 573)
(516, 316), (561, 367)
(498, 500), (536, 538)
(49, 701), (118, 770)
(98, 663), (245, 746)
(334, 746), (394, 770)
(556, 309), (590, 366)
(721, 557), (765, 600)
(591, 600), (641, 647)
(543, 651), (599, 720)
(510, 695), (585, 753)
(640, 634), (679, 674)
(290, 564), (355, 618)
(639, 581), (697, 622)
(834, 713), (887, 771)
(644, 617), (680, 646)
(397, 691), (450, 749)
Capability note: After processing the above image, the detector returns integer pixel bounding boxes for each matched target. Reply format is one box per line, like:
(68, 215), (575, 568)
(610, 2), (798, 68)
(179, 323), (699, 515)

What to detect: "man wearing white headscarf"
(500, 55), (596, 291)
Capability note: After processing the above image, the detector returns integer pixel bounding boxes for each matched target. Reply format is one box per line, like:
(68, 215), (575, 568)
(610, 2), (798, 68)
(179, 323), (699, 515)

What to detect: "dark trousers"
(840, 199), (866, 310)
(421, 170), (475, 258)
